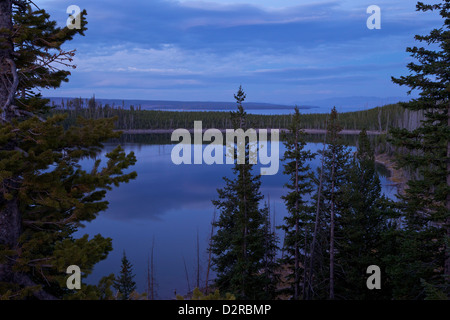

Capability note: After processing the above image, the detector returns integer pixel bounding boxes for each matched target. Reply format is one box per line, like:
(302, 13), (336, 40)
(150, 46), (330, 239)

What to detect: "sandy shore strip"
(375, 153), (407, 195)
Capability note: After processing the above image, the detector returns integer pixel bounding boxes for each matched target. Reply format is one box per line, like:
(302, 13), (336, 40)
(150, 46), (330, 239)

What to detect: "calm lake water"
(75, 138), (397, 299)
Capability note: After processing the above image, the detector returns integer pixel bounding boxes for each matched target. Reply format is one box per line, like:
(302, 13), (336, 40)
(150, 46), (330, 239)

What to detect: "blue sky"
(37, 0), (441, 105)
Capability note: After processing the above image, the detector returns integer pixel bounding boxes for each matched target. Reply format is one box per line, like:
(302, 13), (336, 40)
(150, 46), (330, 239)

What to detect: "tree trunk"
(307, 131), (327, 300)
(196, 229), (200, 289)
(378, 109), (382, 132)
(182, 256), (190, 293)
(0, 198), (21, 283)
(294, 132), (299, 300)
(148, 237), (155, 300)
(445, 105), (450, 279)
(146, 256), (151, 299)
(242, 168), (247, 297)
(330, 153), (336, 300)
(302, 227), (308, 299)
(0, 0), (13, 120)
(0, 0), (19, 286)
(205, 210), (215, 294)
(0, 2), (56, 300)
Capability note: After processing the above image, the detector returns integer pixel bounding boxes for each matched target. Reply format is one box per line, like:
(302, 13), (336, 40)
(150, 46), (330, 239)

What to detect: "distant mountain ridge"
(47, 97), (317, 111)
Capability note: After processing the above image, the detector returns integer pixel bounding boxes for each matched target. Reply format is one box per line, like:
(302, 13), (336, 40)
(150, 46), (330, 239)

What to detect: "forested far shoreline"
(49, 97), (425, 132)
(116, 128), (384, 135)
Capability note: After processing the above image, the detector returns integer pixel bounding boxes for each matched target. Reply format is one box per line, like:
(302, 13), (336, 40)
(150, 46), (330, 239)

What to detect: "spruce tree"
(0, 1), (137, 299)
(279, 106), (316, 299)
(389, 0), (450, 297)
(336, 129), (390, 299)
(324, 107), (351, 300)
(210, 86), (277, 299)
(308, 107), (351, 299)
(114, 251), (137, 300)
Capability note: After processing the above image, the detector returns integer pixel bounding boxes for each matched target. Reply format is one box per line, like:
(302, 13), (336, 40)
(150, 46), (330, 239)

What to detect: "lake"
(75, 137), (397, 299)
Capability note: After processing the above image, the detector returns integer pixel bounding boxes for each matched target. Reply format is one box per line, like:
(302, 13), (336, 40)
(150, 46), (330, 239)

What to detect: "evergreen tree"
(308, 107), (351, 299)
(389, 0), (450, 298)
(324, 107), (351, 300)
(0, 1), (137, 299)
(336, 129), (391, 299)
(261, 202), (279, 299)
(279, 106), (316, 299)
(114, 251), (137, 300)
(210, 86), (277, 299)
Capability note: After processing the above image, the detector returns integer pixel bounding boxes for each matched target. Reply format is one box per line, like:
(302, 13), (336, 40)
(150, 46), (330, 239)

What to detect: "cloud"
(38, 0), (443, 103)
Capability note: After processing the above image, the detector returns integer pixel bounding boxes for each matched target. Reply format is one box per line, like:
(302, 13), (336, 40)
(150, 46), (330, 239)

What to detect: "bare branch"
(13, 147), (29, 157)
(12, 0), (41, 11)
(0, 116), (9, 124)
(3, 58), (19, 112)
(16, 108), (45, 122)
(11, 1), (27, 10)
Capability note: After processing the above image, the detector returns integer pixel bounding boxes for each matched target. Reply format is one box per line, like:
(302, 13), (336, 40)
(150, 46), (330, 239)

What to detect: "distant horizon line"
(45, 96), (318, 110)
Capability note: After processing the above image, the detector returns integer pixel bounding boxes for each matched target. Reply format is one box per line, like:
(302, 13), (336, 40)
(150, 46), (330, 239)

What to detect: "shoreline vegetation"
(53, 98), (425, 132)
